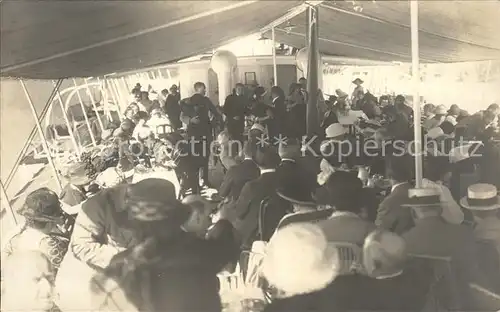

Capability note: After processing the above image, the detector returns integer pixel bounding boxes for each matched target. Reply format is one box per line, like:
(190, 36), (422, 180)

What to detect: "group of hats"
(406, 183), (500, 211)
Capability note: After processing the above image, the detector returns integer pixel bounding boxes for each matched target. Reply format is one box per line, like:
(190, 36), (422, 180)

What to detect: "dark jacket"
(92, 231), (233, 312)
(375, 182), (414, 235)
(223, 94), (248, 140)
(164, 93), (181, 129)
(180, 93), (220, 139)
(277, 159), (318, 195)
(233, 171), (283, 248)
(219, 159), (260, 201)
(268, 96), (287, 138)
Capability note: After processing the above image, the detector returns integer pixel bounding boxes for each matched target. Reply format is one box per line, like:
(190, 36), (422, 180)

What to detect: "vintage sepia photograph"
(1, 1), (500, 311)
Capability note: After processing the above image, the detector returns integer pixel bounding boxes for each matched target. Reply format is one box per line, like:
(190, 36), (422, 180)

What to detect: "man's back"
(403, 216), (484, 304)
(219, 159), (259, 201)
(234, 172), (280, 247)
(375, 183), (414, 235)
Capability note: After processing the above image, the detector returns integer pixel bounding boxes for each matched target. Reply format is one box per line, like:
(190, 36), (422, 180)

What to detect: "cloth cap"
(447, 104), (461, 116)
(262, 223), (339, 297)
(434, 105), (447, 115)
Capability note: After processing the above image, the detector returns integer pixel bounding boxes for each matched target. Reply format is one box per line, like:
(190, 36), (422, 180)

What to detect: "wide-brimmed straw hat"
(402, 188), (441, 207)
(325, 123), (347, 140)
(18, 188), (64, 224)
(460, 183), (500, 211)
(352, 78), (364, 85)
(261, 223), (339, 297)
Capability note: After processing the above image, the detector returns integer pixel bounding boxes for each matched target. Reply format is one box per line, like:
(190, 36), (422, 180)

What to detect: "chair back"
(258, 195), (290, 242)
(329, 241), (362, 275)
(409, 253), (462, 311)
(476, 239), (500, 292)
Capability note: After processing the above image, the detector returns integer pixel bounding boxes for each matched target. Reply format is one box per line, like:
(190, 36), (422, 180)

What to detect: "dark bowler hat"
(277, 186), (316, 207)
(124, 178), (189, 223)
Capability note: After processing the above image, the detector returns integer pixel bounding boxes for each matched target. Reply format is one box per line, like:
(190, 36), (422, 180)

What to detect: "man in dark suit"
(318, 171), (376, 245)
(180, 82), (222, 191)
(217, 142), (260, 219)
(402, 188), (486, 310)
(233, 145), (283, 249)
(276, 139), (318, 196)
(375, 154), (415, 235)
(164, 84), (182, 130)
(223, 83), (248, 143)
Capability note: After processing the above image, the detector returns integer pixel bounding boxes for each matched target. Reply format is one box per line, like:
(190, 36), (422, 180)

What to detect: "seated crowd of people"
(1, 78), (500, 312)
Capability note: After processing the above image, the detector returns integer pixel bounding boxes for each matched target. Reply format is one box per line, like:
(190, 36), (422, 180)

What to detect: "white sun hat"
(325, 123), (347, 140)
(426, 127), (445, 140)
(261, 223), (339, 297)
(460, 183), (500, 211)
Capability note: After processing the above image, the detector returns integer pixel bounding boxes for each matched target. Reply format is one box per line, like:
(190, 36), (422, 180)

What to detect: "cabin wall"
(178, 63), (209, 100)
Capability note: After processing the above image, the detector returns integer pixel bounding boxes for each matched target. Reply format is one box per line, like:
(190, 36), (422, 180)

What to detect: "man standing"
(180, 82), (222, 191)
(351, 78), (365, 109)
(165, 84), (182, 130)
(223, 83), (248, 143)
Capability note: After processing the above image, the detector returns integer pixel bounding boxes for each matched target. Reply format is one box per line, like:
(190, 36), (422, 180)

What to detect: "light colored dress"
(2, 227), (69, 272)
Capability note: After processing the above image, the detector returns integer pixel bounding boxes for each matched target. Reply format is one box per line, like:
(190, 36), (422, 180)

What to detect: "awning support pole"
(0, 179), (17, 225)
(53, 80), (81, 157)
(272, 26), (278, 86)
(306, 5), (320, 136)
(84, 78), (105, 133)
(411, 0), (423, 188)
(20, 80), (63, 192)
(72, 78), (97, 146)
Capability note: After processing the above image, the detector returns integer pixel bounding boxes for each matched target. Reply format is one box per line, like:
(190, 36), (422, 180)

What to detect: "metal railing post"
(72, 78), (97, 146)
(53, 80), (81, 157)
(0, 180), (17, 225)
(84, 78), (105, 133)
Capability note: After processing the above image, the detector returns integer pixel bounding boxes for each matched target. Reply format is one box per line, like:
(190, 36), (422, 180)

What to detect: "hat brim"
(460, 196), (500, 211)
(352, 79), (364, 84)
(401, 203), (441, 207)
(277, 190), (316, 207)
(68, 175), (93, 186)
